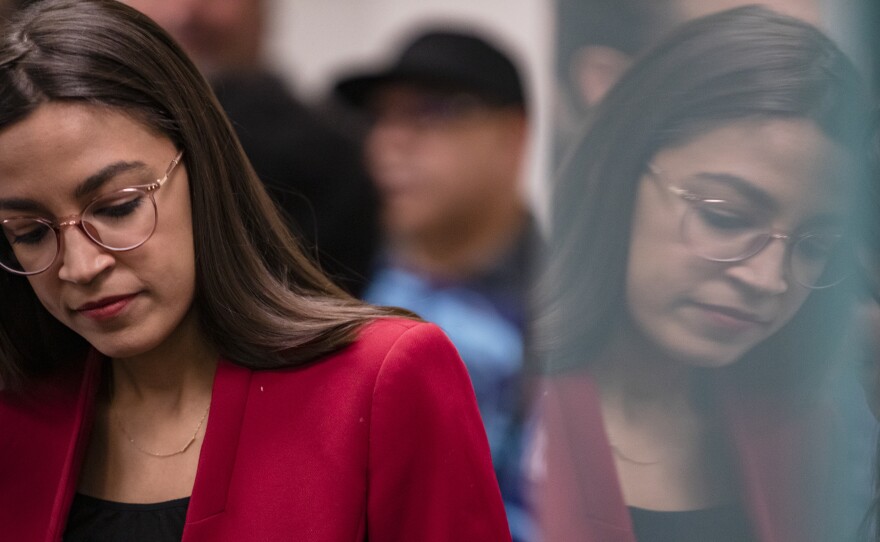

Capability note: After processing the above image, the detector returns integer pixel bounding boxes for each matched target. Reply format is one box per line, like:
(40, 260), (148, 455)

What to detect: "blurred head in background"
(336, 30), (529, 278)
(121, 0), (264, 76)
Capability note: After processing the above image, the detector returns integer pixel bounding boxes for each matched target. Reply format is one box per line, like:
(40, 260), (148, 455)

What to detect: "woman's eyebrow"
(73, 160), (149, 199)
(691, 172), (779, 212)
(695, 171), (847, 231)
(0, 161), (150, 213)
(0, 197), (44, 213)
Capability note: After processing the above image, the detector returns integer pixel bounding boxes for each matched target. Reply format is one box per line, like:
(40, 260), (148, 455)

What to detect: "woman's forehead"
(0, 102), (178, 214)
(0, 103), (170, 181)
(651, 118), (852, 216)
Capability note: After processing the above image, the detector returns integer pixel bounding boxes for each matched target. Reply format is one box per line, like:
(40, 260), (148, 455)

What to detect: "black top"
(64, 493), (188, 542)
(629, 505), (756, 542)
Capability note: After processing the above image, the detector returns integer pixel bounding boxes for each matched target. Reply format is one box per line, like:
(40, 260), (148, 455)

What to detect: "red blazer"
(534, 370), (834, 542)
(0, 318), (512, 541)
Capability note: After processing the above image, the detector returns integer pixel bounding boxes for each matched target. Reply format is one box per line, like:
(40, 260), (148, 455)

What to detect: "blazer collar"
(5, 353), (253, 539)
(541, 371), (818, 542)
(0, 349), (102, 541)
(540, 372), (636, 542)
(719, 379), (821, 542)
(185, 358), (251, 523)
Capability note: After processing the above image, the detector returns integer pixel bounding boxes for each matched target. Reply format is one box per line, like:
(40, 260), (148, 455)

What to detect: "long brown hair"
(0, 0), (411, 388)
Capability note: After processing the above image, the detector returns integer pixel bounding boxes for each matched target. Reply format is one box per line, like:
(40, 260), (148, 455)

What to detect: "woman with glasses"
(0, 1), (510, 541)
(533, 6), (871, 542)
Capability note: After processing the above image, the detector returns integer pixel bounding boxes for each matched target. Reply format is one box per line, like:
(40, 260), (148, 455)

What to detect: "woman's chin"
(662, 337), (748, 369)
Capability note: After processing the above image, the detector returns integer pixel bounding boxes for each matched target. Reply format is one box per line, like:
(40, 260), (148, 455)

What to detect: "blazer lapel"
(538, 372), (636, 542)
(540, 371), (826, 542)
(184, 359), (251, 527)
(0, 350), (101, 542)
(721, 380), (824, 542)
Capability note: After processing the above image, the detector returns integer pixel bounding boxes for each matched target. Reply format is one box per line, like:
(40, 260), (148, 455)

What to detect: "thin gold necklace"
(610, 443), (659, 466)
(115, 404), (210, 458)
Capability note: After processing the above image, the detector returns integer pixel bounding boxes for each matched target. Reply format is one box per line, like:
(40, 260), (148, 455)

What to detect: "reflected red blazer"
(534, 370), (835, 542)
(0, 318), (512, 541)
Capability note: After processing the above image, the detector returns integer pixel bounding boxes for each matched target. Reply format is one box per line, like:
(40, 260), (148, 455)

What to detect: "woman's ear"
(570, 45), (633, 108)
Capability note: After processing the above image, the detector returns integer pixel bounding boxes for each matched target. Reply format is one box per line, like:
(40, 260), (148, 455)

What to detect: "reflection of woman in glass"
(534, 7), (870, 542)
(860, 110), (880, 542)
(0, 1), (510, 541)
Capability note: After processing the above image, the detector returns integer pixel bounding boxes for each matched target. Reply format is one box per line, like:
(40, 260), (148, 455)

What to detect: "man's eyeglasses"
(0, 151), (184, 276)
(370, 91), (488, 129)
(648, 164), (851, 289)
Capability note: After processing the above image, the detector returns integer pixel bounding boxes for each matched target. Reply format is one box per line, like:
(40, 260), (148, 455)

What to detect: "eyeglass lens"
(0, 188), (157, 275)
(682, 200), (848, 288)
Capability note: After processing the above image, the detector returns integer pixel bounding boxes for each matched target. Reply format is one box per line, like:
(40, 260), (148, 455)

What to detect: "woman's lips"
(75, 293), (139, 321)
(691, 302), (770, 334)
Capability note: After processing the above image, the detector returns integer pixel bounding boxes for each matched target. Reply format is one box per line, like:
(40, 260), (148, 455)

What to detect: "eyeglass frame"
(368, 89), (497, 130)
(0, 150), (184, 276)
(646, 163), (849, 289)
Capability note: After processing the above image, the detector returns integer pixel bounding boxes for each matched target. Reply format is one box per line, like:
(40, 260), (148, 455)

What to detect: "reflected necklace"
(115, 404), (210, 458)
(610, 444), (659, 466)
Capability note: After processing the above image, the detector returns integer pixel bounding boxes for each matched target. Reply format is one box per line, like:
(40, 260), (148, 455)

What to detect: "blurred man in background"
(336, 29), (535, 541)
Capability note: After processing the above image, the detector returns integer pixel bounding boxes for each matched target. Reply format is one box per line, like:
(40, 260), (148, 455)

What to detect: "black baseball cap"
(334, 29), (526, 109)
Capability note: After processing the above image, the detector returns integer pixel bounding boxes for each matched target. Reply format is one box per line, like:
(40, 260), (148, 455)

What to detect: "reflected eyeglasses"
(647, 164), (851, 289)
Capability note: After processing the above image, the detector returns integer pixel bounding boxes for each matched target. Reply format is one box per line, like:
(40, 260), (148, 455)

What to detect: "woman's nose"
(56, 225), (115, 284)
(725, 236), (790, 295)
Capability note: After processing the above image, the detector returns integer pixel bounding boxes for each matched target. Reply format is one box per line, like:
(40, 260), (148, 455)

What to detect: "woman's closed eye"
(795, 233), (842, 262)
(89, 192), (145, 220)
(695, 203), (762, 232)
(6, 222), (51, 246)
